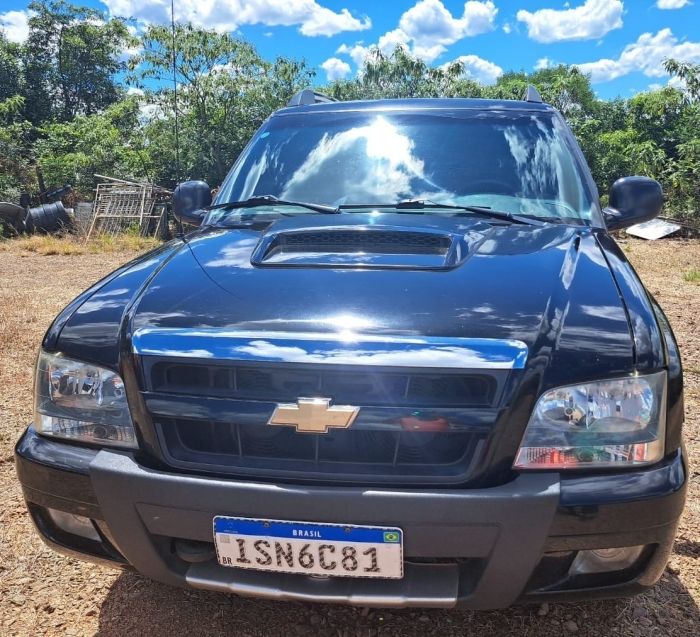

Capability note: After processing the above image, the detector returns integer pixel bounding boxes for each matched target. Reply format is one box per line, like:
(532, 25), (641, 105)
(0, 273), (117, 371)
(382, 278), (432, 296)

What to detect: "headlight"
(514, 372), (666, 470)
(34, 351), (137, 448)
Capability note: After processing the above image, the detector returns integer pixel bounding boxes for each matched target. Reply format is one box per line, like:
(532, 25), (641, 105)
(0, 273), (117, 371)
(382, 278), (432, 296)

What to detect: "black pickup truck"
(16, 88), (686, 609)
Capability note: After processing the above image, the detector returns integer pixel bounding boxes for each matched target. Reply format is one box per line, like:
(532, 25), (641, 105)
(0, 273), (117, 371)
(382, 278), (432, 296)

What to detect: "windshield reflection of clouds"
(214, 112), (594, 221)
(281, 117), (442, 205)
(241, 148), (270, 199)
(503, 117), (586, 218)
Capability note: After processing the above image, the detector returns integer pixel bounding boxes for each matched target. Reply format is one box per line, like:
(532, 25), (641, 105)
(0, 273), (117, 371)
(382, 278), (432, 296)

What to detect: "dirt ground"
(0, 237), (698, 637)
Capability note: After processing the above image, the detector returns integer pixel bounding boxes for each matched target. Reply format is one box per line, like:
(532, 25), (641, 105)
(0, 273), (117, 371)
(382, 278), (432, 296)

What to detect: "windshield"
(213, 110), (597, 224)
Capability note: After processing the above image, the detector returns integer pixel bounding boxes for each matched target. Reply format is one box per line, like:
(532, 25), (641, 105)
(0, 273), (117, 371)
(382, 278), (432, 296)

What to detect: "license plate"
(213, 516), (403, 579)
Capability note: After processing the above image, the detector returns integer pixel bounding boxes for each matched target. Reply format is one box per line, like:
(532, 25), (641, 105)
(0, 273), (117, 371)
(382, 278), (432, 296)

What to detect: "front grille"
(142, 351), (511, 485)
(150, 361), (497, 408)
(157, 417), (487, 484)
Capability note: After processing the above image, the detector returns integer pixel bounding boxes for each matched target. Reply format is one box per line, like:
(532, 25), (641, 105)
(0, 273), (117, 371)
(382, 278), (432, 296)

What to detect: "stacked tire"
(0, 202), (29, 235)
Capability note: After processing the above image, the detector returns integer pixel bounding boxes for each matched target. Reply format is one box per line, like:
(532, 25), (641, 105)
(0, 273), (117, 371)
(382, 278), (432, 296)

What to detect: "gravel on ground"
(1, 237), (698, 636)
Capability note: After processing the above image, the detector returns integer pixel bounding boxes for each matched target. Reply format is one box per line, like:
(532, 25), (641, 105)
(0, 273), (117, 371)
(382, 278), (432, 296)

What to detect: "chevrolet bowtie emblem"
(268, 398), (360, 434)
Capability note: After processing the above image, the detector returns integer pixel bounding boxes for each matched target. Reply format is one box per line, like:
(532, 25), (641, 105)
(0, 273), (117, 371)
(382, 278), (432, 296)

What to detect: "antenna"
(524, 84), (543, 103)
(170, 0), (185, 239)
(170, 0), (181, 184)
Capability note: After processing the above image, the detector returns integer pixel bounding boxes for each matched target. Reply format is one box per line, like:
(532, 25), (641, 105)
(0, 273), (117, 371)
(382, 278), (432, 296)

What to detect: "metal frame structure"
(85, 175), (171, 241)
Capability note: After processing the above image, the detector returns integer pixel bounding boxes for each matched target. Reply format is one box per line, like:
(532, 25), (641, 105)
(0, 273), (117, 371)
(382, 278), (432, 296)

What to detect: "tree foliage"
(0, 34), (23, 102)
(129, 24), (314, 186)
(23, 0), (133, 123)
(326, 47), (475, 100)
(0, 95), (34, 201)
(35, 98), (149, 198)
(664, 59), (700, 102)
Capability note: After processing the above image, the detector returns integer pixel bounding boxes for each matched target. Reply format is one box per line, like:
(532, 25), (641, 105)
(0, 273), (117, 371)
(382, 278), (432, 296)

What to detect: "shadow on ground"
(674, 538), (700, 559)
(94, 567), (700, 637)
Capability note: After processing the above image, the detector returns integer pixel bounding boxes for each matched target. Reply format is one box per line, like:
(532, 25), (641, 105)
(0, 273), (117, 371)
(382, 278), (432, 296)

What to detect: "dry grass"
(0, 236), (699, 637)
(1, 233), (161, 256)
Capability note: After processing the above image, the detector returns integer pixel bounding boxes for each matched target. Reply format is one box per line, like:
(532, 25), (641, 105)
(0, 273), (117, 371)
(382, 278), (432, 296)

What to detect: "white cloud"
(102, 0), (371, 37)
(574, 28), (700, 83)
(447, 54), (503, 84)
(335, 40), (397, 70)
(297, 5), (371, 37)
(321, 56), (351, 81)
(502, 23), (512, 34)
(138, 102), (165, 124)
(336, 0), (497, 67)
(516, 0), (623, 43)
(336, 43), (372, 68)
(667, 75), (687, 89)
(535, 57), (553, 70)
(0, 9), (30, 43)
(656, 0), (690, 8)
(399, 0), (497, 44)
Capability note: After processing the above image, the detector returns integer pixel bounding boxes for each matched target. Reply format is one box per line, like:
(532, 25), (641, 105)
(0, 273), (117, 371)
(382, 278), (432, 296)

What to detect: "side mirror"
(603, 176), (663, 232)
(172, 180), (212, 226)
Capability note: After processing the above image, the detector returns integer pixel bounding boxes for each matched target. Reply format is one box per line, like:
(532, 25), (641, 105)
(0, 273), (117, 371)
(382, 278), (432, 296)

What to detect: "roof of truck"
(276, 97), (556, 116)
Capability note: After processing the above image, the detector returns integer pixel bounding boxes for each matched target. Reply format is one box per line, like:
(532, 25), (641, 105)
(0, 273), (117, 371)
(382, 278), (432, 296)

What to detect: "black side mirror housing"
(172, 180), (212, 226)
(603, 176), (663, 232)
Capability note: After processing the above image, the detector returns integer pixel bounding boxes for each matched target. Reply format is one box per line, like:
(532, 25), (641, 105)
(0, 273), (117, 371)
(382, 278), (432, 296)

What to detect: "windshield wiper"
(339, 200), (546, 226)
(207, 195), (339, 215)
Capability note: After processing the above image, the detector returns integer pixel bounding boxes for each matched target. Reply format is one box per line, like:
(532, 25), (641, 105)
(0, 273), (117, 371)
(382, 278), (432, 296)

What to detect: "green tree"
(35, 98), (149, 198)
(130, 24), (314, 186)
(22, 0), (133, 124)
(483, 65), (594, 117)
(0, 96), (35, 201)
(668, 135), (700, 217)
(325, 46), (479, 100)
(591, 129), (639, 198)
(664, 58), (700, 101)
(0, 33), (22, 102)
(627, 88), (686, 157)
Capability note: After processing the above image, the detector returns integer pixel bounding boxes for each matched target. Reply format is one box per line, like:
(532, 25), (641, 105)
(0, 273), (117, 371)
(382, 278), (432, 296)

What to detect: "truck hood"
(127, 214), (635, 384)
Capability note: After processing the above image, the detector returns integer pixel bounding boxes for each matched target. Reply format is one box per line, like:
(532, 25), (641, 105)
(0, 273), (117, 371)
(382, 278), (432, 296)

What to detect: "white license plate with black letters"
(213, 516), (403, 579)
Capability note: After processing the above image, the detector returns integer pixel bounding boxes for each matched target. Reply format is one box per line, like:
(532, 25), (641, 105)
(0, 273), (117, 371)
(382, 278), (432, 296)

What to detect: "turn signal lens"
(514, 372), (666, 470)
(46, 508), (101, 542)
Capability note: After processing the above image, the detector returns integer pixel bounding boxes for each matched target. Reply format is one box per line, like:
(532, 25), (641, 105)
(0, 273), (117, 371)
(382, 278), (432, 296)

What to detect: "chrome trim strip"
(186, 561), (458, 608)
(132, 328), (528, 369)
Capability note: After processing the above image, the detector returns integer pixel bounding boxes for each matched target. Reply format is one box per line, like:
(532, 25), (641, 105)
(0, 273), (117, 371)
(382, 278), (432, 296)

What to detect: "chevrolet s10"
(15, 88), (686, 609)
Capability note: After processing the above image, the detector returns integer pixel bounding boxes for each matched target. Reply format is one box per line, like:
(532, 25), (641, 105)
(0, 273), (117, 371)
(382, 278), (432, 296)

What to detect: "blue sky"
(2, 1), (699, 99)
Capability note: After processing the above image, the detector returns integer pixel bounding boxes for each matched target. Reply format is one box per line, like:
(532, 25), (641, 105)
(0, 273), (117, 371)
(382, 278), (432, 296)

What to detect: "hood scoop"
(250, 216), (477, 270)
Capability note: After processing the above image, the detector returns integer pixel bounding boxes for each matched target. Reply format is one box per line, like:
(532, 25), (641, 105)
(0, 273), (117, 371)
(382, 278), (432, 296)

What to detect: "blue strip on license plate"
(214, 517), (402, 544)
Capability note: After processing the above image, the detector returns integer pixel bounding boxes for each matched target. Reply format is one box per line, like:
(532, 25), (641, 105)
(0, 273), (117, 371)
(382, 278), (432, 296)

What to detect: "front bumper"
(15, 426), (686, 609)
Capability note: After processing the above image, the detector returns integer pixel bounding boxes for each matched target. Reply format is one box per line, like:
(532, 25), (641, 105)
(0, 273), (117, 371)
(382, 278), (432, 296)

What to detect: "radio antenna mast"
(170, 0), (181, 184)
(169, 0), (185, 239)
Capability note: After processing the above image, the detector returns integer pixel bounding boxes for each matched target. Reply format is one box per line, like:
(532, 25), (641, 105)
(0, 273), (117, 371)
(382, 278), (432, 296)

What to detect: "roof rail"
(523, 84), (543, 103)
(286, 89), (337, 108)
